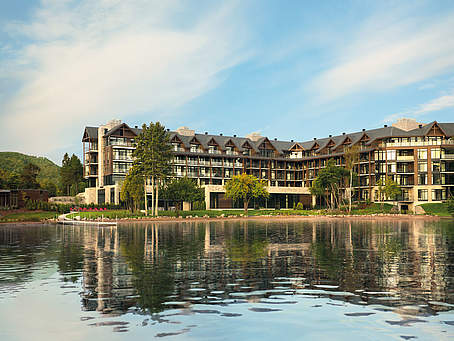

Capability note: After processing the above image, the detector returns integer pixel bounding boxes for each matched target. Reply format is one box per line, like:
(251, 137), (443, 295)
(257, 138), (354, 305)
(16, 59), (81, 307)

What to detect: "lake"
(0, 219), (453, 340)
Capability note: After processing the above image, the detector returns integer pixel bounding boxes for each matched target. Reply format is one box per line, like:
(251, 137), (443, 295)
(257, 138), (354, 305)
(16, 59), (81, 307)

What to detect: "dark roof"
(83, 121), (454, 154)
(82, 127), (98, 141)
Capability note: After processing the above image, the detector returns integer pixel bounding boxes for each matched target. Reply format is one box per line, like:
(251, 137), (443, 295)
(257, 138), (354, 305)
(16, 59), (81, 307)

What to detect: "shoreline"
(1, 213), (446, 226)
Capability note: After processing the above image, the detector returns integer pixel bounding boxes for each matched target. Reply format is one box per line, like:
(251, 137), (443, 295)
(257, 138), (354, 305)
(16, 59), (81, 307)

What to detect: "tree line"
(0, 153), (84, 197)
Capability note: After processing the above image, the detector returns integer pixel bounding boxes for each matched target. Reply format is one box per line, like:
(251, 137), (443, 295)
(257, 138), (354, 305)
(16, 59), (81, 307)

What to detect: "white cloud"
(0, 0), (250, 160)
(384, 89), (454, 122)
(310, 9), (454, 101)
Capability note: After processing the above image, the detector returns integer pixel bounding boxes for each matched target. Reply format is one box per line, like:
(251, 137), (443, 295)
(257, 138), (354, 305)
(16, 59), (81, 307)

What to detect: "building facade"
(82, 119), (454, 210)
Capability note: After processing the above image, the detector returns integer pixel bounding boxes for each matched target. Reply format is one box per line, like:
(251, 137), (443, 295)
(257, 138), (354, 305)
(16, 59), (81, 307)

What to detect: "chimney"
(342, 132), (345, 135)
(205, 132), (208, 135)
(313, 138), (317, 140)
(419, 124), (423, 129)
(274, 138), (277, 141)
(233, 134), (237, 137)
(362, 128), (365, 132)
(384, 125), (388, 127)
(291, 139), (294, 142)
(220, 133), (223, 136)
(135, 125), (138, 129)
(329, 134), (332, 137)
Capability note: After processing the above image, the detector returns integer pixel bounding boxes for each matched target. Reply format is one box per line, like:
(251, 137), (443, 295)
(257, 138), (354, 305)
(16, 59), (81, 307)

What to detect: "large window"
(418, 189), (428, 201)
(432, 189), (447, 201)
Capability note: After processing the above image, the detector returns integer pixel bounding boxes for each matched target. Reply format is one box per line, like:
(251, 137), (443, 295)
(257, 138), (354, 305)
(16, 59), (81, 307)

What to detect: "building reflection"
(50, 219), (454, 316)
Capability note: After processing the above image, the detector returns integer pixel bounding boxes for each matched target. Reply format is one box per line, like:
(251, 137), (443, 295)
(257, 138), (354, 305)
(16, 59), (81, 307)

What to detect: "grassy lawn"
(351, 203), (394, 215)
(419, 203), (452, 217)
(0, 211), (58, 222)
(66, 205), (404, 220)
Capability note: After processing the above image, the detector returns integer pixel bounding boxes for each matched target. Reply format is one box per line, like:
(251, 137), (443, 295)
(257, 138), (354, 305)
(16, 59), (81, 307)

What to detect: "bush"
(295, 202), (304, 210)
(446, 196), (454, 216)
(192, 200), (206, 210)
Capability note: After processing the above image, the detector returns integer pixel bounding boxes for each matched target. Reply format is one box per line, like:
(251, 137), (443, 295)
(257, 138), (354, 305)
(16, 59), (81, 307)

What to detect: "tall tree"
(69, 154), (83, 194)
(21, 162), (41, 189)
(133, 122), (173, 216)
(224, 173), (269, 214)
(344, 145), (360, 213)
(161, 177), (204, 211)
(60, 153), (72, 195)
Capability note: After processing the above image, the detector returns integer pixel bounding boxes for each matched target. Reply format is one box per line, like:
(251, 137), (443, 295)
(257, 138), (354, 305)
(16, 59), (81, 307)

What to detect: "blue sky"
(1, 0), (454, 164)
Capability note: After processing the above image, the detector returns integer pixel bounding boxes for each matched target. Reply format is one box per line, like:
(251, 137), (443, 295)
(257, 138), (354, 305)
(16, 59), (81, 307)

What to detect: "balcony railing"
(396, 155), (414, 161)
(442, 154), (454, 160)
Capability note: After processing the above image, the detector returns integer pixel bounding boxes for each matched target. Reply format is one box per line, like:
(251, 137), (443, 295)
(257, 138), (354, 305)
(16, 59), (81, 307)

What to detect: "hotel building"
(82, 118), (454, 211)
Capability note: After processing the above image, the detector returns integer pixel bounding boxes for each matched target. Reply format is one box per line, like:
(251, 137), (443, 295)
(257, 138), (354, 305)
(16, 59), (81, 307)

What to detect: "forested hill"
(0, 152), (60, 185)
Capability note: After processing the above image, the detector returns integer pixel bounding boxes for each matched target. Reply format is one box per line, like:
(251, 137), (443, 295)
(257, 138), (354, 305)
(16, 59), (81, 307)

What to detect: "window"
(418, 189), (428, 201)
(387, 163), (396, 173)
(432, 161), (440, 172)
(417, 149), (427, 160)
(386, 150), (396, 160)
(418, 174), (427, 185)
(418, 162), (427, 172)
(432, 173), (441, 185)
(431, 148), (441, 159)
(432, 189), (446, 201)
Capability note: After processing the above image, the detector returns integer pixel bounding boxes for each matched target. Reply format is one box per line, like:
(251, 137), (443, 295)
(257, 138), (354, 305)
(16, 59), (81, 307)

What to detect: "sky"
(1, 0), (454, 164)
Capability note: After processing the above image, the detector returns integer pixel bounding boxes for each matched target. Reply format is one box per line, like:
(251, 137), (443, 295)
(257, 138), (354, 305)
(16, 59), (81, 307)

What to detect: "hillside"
(0, 152), (61, 187)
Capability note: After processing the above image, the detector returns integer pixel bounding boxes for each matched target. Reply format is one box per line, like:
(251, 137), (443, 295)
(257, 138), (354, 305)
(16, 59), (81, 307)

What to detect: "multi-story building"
(82, 118), (454, 210)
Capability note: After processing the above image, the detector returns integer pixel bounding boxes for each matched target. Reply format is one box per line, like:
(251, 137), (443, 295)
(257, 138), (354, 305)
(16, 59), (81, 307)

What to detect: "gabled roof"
(82, 127), (98, 141)
(104, 123), (138, 138)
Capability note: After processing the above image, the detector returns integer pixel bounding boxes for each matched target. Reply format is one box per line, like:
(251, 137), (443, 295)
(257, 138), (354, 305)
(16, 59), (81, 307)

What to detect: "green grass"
(0, 211), (58, 222)
(66, 205), (405, 220)
(351, 203), (394, 215)
(419, 203), (452, 217)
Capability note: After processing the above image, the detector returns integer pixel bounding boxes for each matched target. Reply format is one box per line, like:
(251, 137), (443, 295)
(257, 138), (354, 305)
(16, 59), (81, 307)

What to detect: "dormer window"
(190, 144), (199, 153)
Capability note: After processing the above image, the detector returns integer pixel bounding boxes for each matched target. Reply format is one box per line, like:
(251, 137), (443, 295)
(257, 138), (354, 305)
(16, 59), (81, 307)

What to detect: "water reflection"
(0, 219), (453, 338)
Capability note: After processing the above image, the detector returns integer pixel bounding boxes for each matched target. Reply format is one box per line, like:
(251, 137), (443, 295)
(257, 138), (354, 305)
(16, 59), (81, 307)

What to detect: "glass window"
(432, 161), (440, 172)
(387, 163), (396, 173)
(418, 174), (427, 185)
(418, 162), (427, 172)
(417, 149), (427, 159)
(432, 173), (441, 185)
(418, 189), (428, 201)
(431, 148), (441, 159)
(386, 150), (396, 160)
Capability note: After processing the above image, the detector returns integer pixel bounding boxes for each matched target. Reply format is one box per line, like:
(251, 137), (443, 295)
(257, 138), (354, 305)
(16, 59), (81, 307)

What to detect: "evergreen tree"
(133, 122), (173, 216)
(60, 153), (72, 195)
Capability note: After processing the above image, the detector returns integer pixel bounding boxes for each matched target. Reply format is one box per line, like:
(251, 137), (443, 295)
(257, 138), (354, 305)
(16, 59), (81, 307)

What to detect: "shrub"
(295, 202), (304, 210)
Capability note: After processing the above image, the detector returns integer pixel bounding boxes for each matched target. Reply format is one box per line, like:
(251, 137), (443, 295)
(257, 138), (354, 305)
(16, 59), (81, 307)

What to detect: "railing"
(385, 139), (454, 147)
(396, 155), (414, 161)
(442, 154), (454, 159)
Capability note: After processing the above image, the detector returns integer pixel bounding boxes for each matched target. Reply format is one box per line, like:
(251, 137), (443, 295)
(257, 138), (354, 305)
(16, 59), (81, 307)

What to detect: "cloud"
(384, 89), (454, 122)
(0, 0), (250, 161)
(310, 8), (454, 102)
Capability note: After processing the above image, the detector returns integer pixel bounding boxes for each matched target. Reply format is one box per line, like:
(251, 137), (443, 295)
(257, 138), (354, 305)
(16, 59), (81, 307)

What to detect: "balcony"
(442, 154), (454, 160)
(396, 155), (414, 161)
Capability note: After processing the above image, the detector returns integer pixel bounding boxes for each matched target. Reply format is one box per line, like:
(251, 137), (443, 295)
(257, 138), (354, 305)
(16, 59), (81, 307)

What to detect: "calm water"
(0, 219), (453, 340)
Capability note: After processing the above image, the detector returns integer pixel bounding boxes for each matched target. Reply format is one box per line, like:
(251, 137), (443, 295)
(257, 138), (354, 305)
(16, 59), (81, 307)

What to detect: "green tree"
(224, 173), (269, 214)
(161, 177), (204, 212)
(344, 145), (360, 213)
(69, 154), (83, 194)
(21, 162), (41, 189)
(310, 159), (349, 210)
(133, 122), (173, 216)
(120, 166), (144, 212)
(60, 153), (72, 195)
(376, 176), (401, 209)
